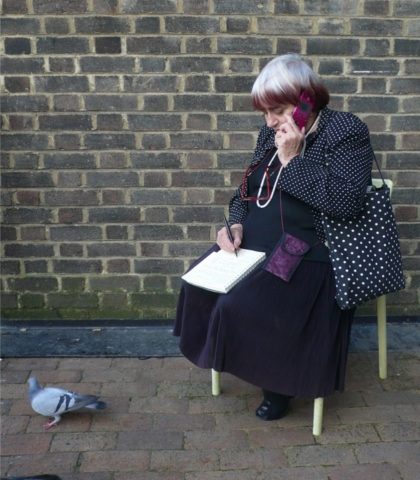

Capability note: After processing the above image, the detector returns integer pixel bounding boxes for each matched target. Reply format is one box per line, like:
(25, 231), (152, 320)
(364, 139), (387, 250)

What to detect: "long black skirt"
(173, 246), (355, 399)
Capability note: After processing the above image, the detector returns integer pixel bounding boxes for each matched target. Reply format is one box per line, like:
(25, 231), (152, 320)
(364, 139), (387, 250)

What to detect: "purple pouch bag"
(264, 232), (310, 282)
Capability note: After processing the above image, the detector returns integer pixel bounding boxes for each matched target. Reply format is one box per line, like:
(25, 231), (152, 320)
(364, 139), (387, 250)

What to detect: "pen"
(224, 215), (238, 257)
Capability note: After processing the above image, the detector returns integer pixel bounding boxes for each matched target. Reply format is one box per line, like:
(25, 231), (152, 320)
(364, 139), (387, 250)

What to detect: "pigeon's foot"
(43, 418), (59, 430)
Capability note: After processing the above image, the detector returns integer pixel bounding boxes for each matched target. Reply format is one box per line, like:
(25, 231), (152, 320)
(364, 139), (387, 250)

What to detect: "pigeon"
(28, 376), (106, 430)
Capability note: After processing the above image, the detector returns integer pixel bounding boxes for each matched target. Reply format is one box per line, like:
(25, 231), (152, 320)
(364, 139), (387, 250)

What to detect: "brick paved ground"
(1, 352), (419, 479)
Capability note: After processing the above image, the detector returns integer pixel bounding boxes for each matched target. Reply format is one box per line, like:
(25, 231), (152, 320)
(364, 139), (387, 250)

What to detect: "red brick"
(0, 383), (27, 399)
(3, 358), (59, 370)
(114, 474), (183, 480)
(396, 462), (420, 480)
(286, 445), (357, 467)
(185, 430), (249, 450)
(1, 415), (30, 434)
(90, 413), (153, 432)
(150, 450), (219, 472)
(58, 358), (112, 369)
(26, 412), (93, 432)
(158, 380), (211, 398)
(101, 380), (157, 397)
(326, 463), (402, 480)
(248, 427), (314, 448)
(259, 467), (326, 480)
(336, 405), (409, 424)
(220, 448), (287, 470)
(9, 399), (34, 416)
(355, 441), (420, 463)
(81, 367), (138, 383)
(29, 369), (82, 384)
(314, 424), (380, 445)
(362, 391), (420, 406)
(50, 432), (117, 452)
(60, 474), (113, 480)
(188, 396), (247, 414)
(153, 413), (216, 432)
(79, 450), (150, 472)
(0, 370), (30, 383)
(129, 396), (189, 414)
(186, 471), (262, 480)
(376, 422), (420, 441)
(1, 433), (52, 455)
(117, 430), (184, 450)
(3, 453), (78, 476)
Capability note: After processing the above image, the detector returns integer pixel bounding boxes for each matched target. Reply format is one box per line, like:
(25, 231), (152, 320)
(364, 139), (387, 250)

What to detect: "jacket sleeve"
(279, 113), (374, 219)
(228, 125), (273, 225)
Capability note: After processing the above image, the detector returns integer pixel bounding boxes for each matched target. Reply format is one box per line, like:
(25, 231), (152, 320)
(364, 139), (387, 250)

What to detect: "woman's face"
(263, 104), (295, 131)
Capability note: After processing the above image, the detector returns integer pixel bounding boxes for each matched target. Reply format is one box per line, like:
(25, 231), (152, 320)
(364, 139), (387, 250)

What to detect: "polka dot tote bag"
(323, 175), (405, 310)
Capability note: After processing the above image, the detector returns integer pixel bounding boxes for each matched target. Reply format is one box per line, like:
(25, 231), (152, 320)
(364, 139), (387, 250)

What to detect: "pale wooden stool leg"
(313, 397), (324, 436)
(377, 295), (387, 380)
(211, 369), (221, 396)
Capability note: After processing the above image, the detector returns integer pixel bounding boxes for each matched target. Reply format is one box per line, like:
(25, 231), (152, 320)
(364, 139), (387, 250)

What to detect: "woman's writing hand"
(274, 114), (305, 166)
(217, 223), (243, 252)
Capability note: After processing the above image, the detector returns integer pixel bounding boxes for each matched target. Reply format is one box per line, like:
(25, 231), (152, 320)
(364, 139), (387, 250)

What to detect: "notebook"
(181, 248), (266, 293)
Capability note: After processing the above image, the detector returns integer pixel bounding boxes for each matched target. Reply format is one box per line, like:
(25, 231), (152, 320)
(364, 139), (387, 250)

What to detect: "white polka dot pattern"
(228, 107), (405, 308)
(323, 184), (405, 309)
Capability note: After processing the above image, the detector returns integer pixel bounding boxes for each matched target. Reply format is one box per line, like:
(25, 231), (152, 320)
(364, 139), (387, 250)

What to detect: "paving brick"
(326, 463), (402, 480)
(29, 369), (82, 384)
(376, 422), (420, 442)
(187, 472), (261, 480)
(1, 432), (52, 455)
(0, 383), (27, 399)
(247, 427), (314, 448)
(185, 430), (249, 450)
(396, 462), (420, 480)
(58, 358), (112, 370)
(158, 380), (211, 398)
(188, 397), (247, 414)
(337, 405), (411, 424)
(1, 415), (30, 434)
(2, 358), (59, 370)
(355, 441), (420, 463)
(9, 399), (33, 416)
(117, 430), (184, 450)
(153, 413), (216, 432)
(150, 450), (219, 472)
(60, 474), (113, 480)
(362, 391), (420, 406)
(50, 432), (117, 452)
(79, 450), (150, 472)
(314, 424), (380, 445)
(129, 396), (189, 414)
(220, 448), (288, 470)
(3, 453), (78, 476)
(115, 474), (184, 480)
(90, 413), (153, 432)
(100, 380), (157, 397)
(286, 444), (357, 467)
(26, 412), (93, 433)
(260, 467), (327, 480)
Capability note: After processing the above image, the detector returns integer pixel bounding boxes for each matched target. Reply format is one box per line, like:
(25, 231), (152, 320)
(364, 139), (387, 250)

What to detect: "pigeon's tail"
(85, 400), (107, 410)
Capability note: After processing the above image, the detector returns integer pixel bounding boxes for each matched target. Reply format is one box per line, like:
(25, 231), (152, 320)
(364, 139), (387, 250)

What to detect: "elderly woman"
(174, 54), (374, 420)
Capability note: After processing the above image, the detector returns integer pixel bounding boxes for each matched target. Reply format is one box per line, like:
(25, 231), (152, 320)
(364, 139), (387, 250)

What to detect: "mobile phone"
(292, 91), (315, 129)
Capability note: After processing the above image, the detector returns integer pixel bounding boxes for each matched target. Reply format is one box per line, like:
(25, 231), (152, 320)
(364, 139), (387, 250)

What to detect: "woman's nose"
(265, 112), (277, 128)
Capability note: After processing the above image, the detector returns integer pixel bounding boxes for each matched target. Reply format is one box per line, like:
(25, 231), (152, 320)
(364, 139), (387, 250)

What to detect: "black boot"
(255, 389), (291, 421)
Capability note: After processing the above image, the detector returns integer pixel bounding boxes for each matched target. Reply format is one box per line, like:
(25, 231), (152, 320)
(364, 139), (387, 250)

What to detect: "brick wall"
(1, 0), (419, 320)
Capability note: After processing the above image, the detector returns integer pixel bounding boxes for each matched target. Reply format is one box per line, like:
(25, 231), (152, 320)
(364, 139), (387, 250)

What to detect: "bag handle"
(373, 152), (386, 187)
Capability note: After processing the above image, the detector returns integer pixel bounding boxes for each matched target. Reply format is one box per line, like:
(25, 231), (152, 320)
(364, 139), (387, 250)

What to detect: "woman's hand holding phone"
(275, 115), (305, 167)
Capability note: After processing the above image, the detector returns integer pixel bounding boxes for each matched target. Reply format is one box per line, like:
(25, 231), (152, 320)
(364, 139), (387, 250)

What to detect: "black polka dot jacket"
(228, 107), (375, 243)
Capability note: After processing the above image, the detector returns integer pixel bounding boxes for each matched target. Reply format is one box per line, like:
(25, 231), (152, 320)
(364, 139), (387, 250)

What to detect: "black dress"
(173, 149), (355, 399)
